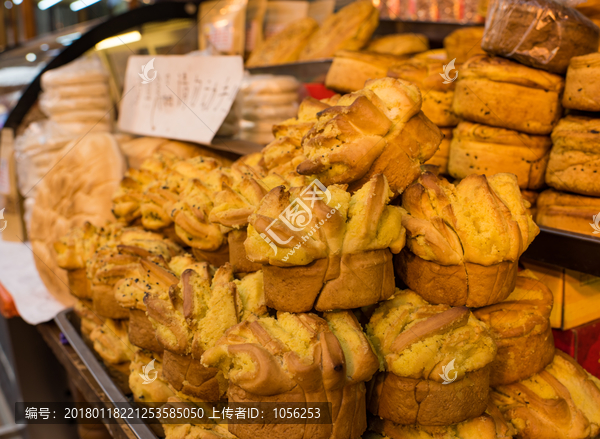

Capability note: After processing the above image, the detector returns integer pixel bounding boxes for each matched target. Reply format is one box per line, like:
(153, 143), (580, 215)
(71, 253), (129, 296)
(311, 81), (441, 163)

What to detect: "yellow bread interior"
(367, 290), (496, 379)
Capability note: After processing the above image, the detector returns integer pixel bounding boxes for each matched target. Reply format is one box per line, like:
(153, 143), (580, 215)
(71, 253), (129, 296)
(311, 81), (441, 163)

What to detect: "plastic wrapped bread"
(482, 0), (600, 74)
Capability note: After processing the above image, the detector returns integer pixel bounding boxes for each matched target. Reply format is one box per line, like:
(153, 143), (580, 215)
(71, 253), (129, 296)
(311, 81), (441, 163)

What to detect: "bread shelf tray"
(247, 60), (333, 83)
(522, 226), (600, 277)
(54, 309), (158, 439)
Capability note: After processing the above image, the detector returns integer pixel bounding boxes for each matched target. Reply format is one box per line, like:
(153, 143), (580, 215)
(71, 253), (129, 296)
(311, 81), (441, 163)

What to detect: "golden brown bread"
(202, 311), (379, 439)
(298, 1), (379, 61)
(366, 290), (496, 426)
(387, 57), (459, 127)
(448, 121), (552, 190)
(536, 189), (600, 236)
(396, 172), (539, 307)
(493, 350), (600, 439)
(369, 402), (516, 439)
(443, 27), (486, 63)
(144, 263), (266, 399)
(161, 350), (223, 401)
(128, 309), (163, 353)
(246, 18), (319, 67)
(245, 174), (405, 311)
(546, 115), (600, 197)
(452, 55), (564, 135)
(366, 33), (429, 56)
(297, 77), (442, 195)
(326, 50), (412, 93)
(563, 53), (600, 111)
(473, 271), (555, 386)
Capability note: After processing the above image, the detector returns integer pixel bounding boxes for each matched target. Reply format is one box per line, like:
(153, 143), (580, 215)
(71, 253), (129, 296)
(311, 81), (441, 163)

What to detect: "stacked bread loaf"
(447, 0), (600, 229)
(240, 75), (300, 145)
(449, 55), (562, 190)
(536, 52), (600, 236)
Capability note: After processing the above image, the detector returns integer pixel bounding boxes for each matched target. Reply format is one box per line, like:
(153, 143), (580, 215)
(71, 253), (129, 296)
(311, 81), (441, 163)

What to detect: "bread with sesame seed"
(546, 115), (600, 197)
(448, 121), (551, 190)
(452, 55), (564, 135)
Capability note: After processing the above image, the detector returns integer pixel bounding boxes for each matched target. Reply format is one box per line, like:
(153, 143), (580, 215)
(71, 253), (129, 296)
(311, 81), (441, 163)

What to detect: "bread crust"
(369, 402), (515, 439)
(563, 53), (600, 111)
(474, 274), (555, 386)
(448, 121), (552, 189)
(128, 309), (163, 353)
(546, 115), (600, 197)
(263, 249), (395, 312)
(395, 249), (517, 307)
(443, 27), (486, 63)
(162, 350), (222, 401)
(227, 229), (262, 273)
(493, 350), (600, 439)
(536, 189), (600, 236)
(452, 55), (563, 135)
(368, 366), (491, 426)
(326, 50), (411, 93)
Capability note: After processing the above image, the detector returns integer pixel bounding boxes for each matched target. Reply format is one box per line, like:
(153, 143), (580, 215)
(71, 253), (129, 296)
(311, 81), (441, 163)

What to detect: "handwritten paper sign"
(118, 55), (244, 145)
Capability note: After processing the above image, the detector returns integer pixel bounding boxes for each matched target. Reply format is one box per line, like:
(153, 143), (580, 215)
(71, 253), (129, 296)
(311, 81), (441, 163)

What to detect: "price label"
(118, 55), (244, 146)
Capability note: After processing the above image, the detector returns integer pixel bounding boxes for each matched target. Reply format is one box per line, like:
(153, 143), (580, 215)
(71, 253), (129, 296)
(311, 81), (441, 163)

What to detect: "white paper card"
(118, 55), (244, 145)
(0, 239), (68, 325)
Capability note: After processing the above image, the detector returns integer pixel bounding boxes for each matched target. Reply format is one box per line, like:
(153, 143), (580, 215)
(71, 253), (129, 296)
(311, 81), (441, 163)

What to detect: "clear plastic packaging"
(482, 0), (600, 73)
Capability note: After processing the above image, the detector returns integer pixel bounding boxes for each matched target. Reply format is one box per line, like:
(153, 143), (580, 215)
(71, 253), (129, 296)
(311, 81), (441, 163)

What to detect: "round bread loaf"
(493, 350), (600, 439)
(244, 174), (405, 312)
(473, 271), (555, 386)
(396, 172), (539, 307)
(448, 121), (552, 190)
(202, 311), (379, 439)
(367, 290), (496, 426)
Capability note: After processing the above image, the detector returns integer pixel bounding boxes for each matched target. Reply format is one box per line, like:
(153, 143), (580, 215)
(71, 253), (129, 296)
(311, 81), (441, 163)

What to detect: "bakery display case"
(1, 0), (600, 438)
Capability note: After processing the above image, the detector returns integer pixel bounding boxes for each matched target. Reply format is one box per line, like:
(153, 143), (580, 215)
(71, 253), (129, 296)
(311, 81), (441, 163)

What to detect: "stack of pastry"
(396, 172), (538, 307)
(240, 75), (300, 145)
(244, 173), (406, 312)
(537, 52), (600, 236)
(296, 77), (442, 195)
(388, 49), (458, 175)
(449, 55), (562, 191)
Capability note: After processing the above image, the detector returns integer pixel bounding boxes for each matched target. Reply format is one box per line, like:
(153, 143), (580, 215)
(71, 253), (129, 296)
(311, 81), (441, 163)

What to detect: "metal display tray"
(54, 309), (158, 439)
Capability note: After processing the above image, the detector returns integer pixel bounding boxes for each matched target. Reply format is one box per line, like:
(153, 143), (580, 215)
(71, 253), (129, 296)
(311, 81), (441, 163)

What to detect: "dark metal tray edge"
(54, 309), (157, 439)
